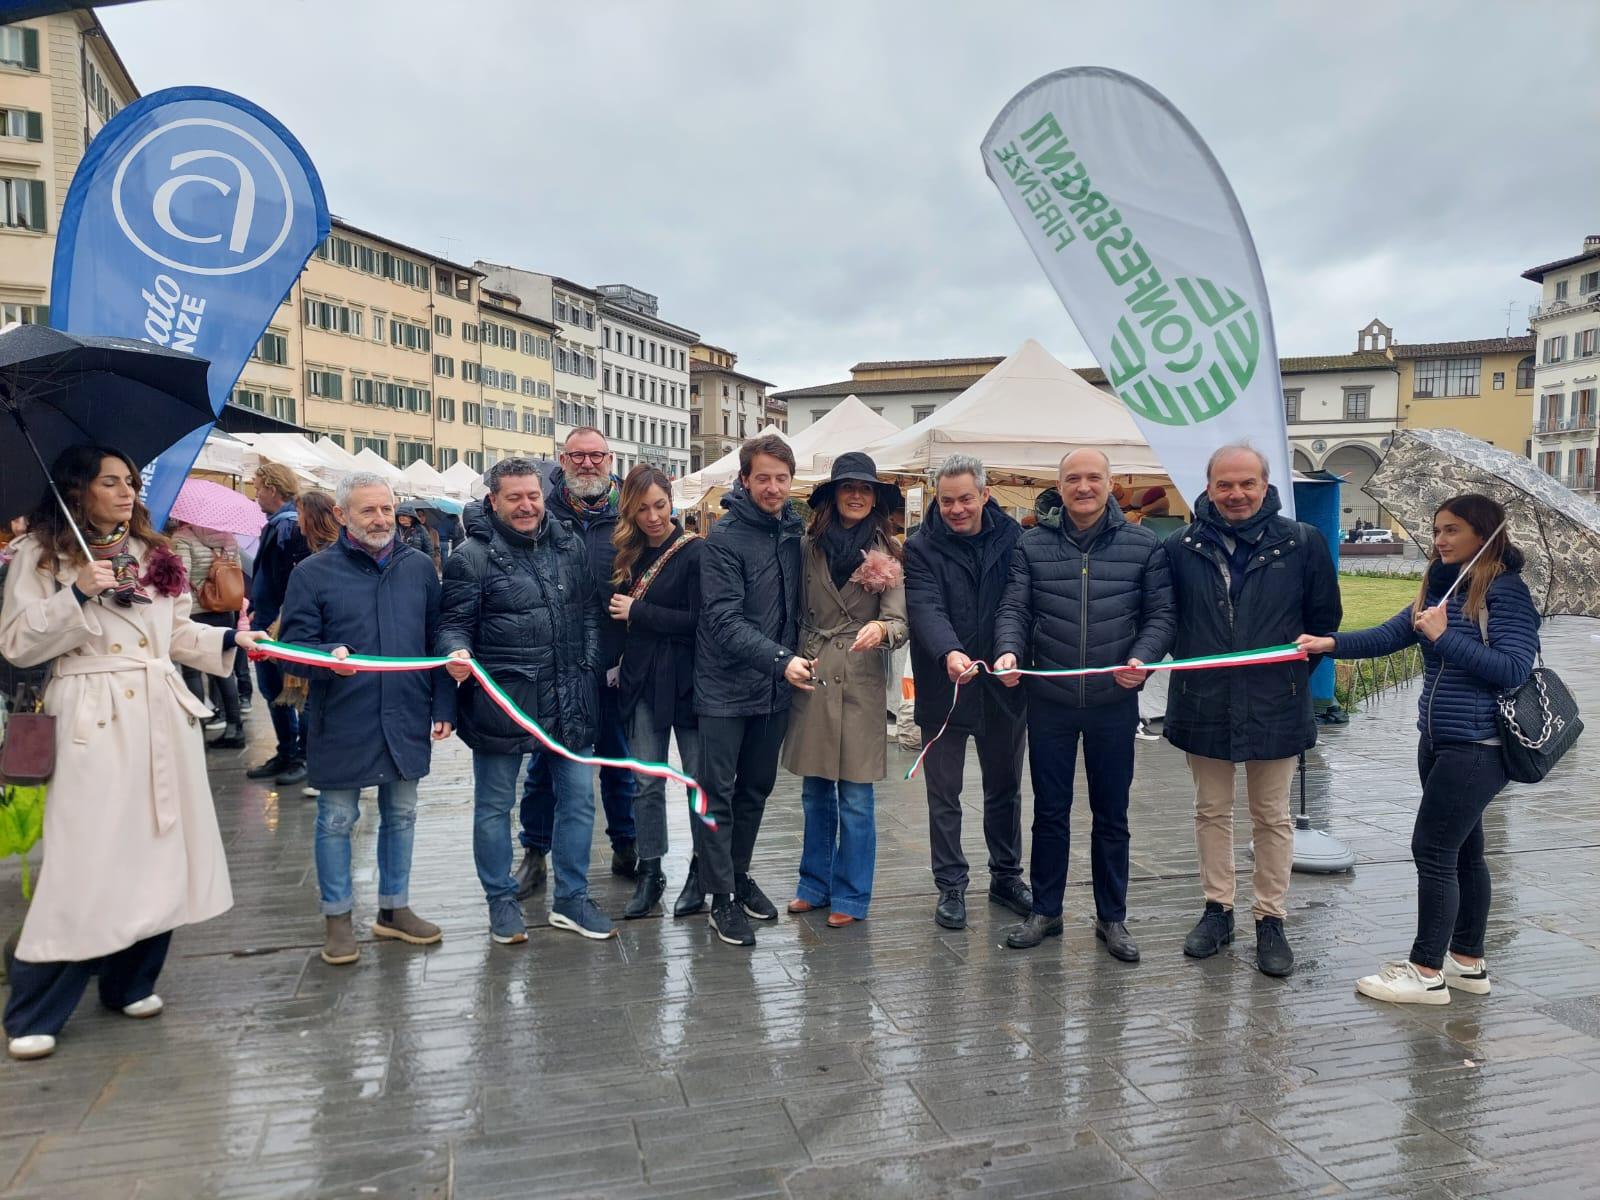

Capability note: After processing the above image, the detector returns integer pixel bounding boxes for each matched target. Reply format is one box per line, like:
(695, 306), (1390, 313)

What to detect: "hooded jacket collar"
(720, 483), (802, 535)
(1193, 485), (1283, 546)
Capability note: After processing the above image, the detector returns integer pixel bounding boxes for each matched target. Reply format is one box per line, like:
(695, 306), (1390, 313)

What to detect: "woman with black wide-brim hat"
(781, 452), (908, 927)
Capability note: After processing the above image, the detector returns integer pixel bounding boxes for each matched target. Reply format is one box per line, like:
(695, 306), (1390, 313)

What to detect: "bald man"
(992, 449), (1175, 959)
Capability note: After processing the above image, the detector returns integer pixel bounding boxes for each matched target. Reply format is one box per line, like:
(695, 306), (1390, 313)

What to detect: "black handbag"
(1475, 609), (1582, 783)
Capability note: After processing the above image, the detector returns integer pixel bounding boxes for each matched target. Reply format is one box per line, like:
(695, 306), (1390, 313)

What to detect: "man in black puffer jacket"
(437, 458), (613, 946)
(904, 454), (1031, 932)
(993, 449), (1175, 960)
(1165, 444), (1341, 979)
(690, 435), (808, 947)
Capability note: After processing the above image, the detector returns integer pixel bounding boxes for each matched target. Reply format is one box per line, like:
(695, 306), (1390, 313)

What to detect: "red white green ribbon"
(249, 639), (714, 827)
(906, 643), (1309, 780)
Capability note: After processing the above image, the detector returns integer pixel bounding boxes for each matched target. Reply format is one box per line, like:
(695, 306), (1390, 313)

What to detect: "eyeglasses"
(564, 451), (610, 464)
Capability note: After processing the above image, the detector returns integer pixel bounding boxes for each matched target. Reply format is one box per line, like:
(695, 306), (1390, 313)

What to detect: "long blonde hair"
(1414, 494), (1513, 621)
(611, 465), (675, 586)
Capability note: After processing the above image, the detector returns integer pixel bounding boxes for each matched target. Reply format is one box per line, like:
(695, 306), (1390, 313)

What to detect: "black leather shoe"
(513, 850), (547, 901)
(934, 889), (967, 930)
(1255, 917), (1295, 978)
(274, 760), (308, 786)
(611, 840), (640, 879)
(1095, 919), (1141, 963)
(624, 859), (666, 919)
(208, 726), (247, 750)
(736, 874), (778, 921)
(1183, 901), (1235, 958)
(1004, 913), (1063, 950)
(245, 754), (286, 779)
(988, 876), (1033, 918)
(673, 856), (706, 918)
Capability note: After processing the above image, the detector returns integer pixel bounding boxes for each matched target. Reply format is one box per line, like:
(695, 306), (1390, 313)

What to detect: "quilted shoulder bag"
(1476, 609), (1582, 784)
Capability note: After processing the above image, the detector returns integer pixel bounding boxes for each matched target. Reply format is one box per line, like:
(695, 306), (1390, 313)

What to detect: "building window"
(461, 361), (481, 383)
(1412, 360), (1444, 397)
(231, 388), (265, 412)
(0, 302), (48, 326)
(912, 405), (936, 422)
(352, 436), (388, 460)
(1, 177), (47, 231)
(433, 354), (454, 378)
(0, 26), (40, 71)
(1578, 329), (1599, 359)
(1492, 372), (1505, 390)
(0, 108), (43, 141)
(306, 369), (343, 400)
(1283, 390), (1301, 423)
(1442, 357), (1481, 396)
(1555, 280), (1569, 301)
(1343, 389), (1370, 420)
(1543, 335), (1567, 364)
(465, 451), (483, 471)
(461, 322), (479, 344)
(437, 395), (455, 422)
(253, 331), (288, 366)
(1516, 355), (1535, 389)
(434, 314), (452, 337)
(268, 393), (296, 424)
(1581, 271), (1600, 294)
(462, 401), (481, 425)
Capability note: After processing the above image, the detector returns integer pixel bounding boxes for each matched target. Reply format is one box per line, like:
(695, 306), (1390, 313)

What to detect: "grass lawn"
(1337, 573), (1420, 631)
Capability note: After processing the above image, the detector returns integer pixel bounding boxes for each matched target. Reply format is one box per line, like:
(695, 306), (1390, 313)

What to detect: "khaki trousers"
(1187, 753), (1297, 921)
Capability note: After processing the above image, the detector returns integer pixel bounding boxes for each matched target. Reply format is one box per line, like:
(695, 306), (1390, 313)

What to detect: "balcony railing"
(1555, 472), (1597, 492)
(1533, 413), (1599, 435)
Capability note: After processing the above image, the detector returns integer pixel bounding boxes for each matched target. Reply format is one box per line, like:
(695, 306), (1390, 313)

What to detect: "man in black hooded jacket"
(688, 434), (809, 948)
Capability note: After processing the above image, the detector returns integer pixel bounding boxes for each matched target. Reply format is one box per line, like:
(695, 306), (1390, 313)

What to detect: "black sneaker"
(988, 876), (1033, 918)
(1005, 913), (1064, 950)
(935, 889), (967, 930)
(274, 760), (308, 786)
(709, 898), (755, 947)
(736, 874), (778, 921)
(1255, 917), (1295, 978)
(513, 850), (547, 900)
(611, 840), (640, 879)
(1183, 901), (1235, 958)
(208, 726), (247, 750)
(245, 753), (287, 780)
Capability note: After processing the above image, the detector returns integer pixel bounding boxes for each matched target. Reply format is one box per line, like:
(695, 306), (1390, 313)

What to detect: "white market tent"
(233, 432), (360, 490)
(789, 395), (899, 481)
(351, 446), (405, 483)
(838, 338), (1166, 485)
(439, 461), (484, 496)
(400, 458), (448, 493)
(190, 430), (249, 478)
(672, 423), (789, 507)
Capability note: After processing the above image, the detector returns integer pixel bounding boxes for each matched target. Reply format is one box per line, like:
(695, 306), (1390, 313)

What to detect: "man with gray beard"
(512, 427), (640, 895)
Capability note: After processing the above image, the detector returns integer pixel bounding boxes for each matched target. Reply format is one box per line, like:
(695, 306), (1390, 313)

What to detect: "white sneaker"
(1356, 960), (1450, 1005)
(1441, 952), (1491, 995)
(121, 994), (164, 1019)
(1134, 720), (1160, 742)
(7, 1034), (56, 1060)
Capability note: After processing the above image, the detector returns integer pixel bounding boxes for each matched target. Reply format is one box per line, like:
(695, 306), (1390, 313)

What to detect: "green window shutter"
(22, 28), (40, 71)
(25, 111), (43, 142)
(26, 179), (45, 231)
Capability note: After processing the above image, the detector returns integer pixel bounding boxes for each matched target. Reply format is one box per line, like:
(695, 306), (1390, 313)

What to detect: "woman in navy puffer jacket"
(1298, 494), (1539, 1008)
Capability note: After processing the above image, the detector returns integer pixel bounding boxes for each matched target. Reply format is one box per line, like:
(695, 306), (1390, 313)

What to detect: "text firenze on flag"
(981, 68), (1293, 515)
(50, 87), (329, 525)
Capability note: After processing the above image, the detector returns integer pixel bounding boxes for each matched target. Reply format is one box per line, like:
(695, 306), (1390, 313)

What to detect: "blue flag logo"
(51, 86), (329, 524)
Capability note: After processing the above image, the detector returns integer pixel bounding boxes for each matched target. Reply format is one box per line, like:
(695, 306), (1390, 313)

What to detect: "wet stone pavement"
(3, 620), (1599, 1199)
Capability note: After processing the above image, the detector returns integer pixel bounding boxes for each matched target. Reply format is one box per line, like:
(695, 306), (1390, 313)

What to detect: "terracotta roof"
(330, 216), (485, 277)
(849, 355), (1006, 373)
(1278, 352), (1396, 374)
(1522, 243), (1600, 283)
(688, 360), (773, 388)
(772, 374), (991, 400)
(1390, 336), (1534, 359)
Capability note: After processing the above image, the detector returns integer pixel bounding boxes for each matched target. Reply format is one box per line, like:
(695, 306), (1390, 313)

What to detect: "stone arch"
(1321, 441), (1384, 528)
(1291, 448), (1315, 475)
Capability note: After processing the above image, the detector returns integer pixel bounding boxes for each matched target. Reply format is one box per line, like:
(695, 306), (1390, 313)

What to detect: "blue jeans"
(476, 750), (595, 906)
(314, 780), (419, 916)
(1026, 695), (1137, 921)
(518, 683), (637, 853)
(797, 776), (877, 919)
(628, 701), (700, 861)
(254, 658), (301, 760)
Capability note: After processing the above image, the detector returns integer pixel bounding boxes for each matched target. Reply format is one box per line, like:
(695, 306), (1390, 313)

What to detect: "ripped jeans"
(314, 779), (420, 915)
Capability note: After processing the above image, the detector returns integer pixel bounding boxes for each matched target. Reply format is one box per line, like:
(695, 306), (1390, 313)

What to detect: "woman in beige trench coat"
(1, 446), (257, 1061)
(782, 453), (907, 927)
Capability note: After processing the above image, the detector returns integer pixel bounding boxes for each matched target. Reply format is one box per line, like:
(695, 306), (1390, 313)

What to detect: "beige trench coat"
(781, 537), (908, 784)
(0, 535), (235, 963)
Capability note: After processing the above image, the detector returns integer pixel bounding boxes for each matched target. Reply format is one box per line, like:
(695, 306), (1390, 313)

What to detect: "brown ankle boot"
(373, 907), (442, 945)
(321, 913), (360, 965)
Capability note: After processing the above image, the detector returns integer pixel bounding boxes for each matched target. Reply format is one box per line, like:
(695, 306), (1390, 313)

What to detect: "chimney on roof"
(1586, 234), (1600, 252)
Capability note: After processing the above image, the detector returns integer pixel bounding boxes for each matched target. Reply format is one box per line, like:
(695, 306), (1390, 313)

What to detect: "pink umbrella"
(168, 478), (267, 537)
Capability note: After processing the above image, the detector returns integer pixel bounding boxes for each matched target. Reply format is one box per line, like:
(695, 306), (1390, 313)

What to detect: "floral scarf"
(85, 525), (188, 606)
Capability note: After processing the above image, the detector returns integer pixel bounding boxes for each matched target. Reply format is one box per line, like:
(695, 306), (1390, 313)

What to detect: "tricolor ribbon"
(906, 643), (1309, 780)
(248, 639), (714, 828)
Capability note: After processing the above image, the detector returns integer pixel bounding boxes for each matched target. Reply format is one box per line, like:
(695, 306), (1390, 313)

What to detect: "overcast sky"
(100, 0), (1600, 390)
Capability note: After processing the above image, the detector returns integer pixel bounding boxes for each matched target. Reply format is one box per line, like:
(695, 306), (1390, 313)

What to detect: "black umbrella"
(0, 323), (214, 556)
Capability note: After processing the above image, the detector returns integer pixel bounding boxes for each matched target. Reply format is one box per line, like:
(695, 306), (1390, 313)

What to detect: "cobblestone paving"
(3, 621), (1598, 1198)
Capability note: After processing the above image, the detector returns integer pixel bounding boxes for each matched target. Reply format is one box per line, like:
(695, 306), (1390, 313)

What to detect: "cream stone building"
(476, 288), (557, 466)
(599, 284), (695, 477)
(688, 343), (773, 472)
(0, 9), (136, 329)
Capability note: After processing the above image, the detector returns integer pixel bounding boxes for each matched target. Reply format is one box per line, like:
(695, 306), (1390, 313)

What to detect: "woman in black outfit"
(606, 465), (705, 917)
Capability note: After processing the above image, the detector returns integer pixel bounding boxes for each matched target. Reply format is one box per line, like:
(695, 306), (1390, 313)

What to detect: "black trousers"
(3, 931), (172, 1039)
(695, 713), (787, 896)
(1411, 738), (1507, 969)
(919, 716), (1025, 892)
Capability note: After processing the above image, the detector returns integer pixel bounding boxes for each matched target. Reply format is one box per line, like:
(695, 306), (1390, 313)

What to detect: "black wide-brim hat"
(810, 451), (903, 513)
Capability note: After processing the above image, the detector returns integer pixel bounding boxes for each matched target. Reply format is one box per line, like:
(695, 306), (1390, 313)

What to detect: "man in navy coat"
(279, 472), (455, 968)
